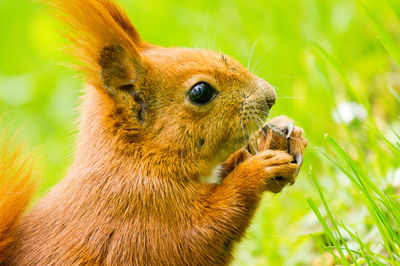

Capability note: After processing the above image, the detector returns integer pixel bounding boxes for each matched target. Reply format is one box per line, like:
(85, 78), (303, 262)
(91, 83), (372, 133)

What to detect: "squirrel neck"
(45, 87), (210, 220)
(70, 87), (207, 185)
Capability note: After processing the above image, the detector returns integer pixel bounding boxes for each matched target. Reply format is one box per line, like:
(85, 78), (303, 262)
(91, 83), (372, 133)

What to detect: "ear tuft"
(49, 0), (143, 81)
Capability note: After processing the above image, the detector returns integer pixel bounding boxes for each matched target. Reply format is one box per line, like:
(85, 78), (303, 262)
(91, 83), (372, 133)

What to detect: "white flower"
(386, 167), (400, 189)
(332, 101), (367, 124)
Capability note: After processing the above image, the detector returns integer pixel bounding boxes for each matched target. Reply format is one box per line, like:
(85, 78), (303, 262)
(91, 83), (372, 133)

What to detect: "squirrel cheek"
(239, 103), (260, 132)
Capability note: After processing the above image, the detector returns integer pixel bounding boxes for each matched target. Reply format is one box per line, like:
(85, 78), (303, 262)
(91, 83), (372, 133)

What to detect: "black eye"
(187, 82), (216, 105)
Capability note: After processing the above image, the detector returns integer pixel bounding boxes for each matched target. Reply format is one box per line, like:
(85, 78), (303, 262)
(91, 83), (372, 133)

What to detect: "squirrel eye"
(187, 82), (215, 105)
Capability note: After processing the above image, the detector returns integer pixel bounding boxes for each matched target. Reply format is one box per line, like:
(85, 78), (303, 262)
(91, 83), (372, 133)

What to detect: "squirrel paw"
(243, 150), (298, 193)
(220, 116), (307, 191)
(242, 115), (307, 192)
(247, 115), (307, 175)
(241, 150), (298, 193)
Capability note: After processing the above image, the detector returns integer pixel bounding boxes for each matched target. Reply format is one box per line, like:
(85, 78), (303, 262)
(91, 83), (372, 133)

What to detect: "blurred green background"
(0, 0), (399, 265)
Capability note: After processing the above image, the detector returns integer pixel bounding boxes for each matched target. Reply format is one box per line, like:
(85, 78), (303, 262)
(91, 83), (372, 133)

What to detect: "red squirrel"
(0, 0), (307, 265)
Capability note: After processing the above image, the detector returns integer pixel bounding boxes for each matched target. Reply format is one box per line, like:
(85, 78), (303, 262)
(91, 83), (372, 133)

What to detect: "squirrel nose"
(263, 81), (276, 110)
(267, 96), (275, 110)
(252, 78), (276, 111)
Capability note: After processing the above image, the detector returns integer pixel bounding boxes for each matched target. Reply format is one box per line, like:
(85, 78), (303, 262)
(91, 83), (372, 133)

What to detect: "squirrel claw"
(294, 154), (303, 176)
(286, 123), (294, 139)
(295, 153), (303, 166)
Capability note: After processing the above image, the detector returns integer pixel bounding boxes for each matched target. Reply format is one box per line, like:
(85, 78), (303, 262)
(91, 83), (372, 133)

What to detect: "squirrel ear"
(98, 44), (143, 95)
(51, 0), (144, 85)
(98, 44), (148, 123)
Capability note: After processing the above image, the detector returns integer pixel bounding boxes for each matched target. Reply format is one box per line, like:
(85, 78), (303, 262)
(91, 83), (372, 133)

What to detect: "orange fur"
(0, 135), (38, 262)
(0, 0), (307, 265)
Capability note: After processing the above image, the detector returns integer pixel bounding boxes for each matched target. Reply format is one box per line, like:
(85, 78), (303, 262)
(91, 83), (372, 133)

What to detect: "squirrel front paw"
(241, 150), (298, 193)
(241, 116), (307, 192)
(261, 115), (307, 167)
(220, 116), (307, 191)
(247, 115), (308, 175)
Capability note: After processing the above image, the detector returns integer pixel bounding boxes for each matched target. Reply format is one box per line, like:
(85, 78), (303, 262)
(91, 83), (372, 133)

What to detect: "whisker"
(255, 116), (268, 129)
(202, 11), (209, 49)
(274, 96), (304, 100)
(240, 119), (254, 157)
(263, 75), (297, 79)
(259, 109), (272, 118)
(212, 30), (217, 51)
(253, 47), (271, 75)
(245, 122), (258, 154)
(247, 39), (259, 70)
(254, 115), (284, 149)
(256, 64), (269, 77)
(241, 119), (258, 154)
(247, 119), (266, 174)
(234, 119), (243, 172)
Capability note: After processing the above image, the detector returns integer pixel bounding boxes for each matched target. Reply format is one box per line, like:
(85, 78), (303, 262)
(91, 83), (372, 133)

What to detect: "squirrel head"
(54, 0), (276, 177)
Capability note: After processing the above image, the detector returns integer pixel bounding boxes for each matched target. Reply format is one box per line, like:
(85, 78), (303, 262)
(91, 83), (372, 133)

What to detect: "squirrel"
(0, 0), (307, 265)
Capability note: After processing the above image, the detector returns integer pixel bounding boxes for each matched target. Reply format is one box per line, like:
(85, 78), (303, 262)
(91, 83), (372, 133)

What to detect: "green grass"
(308, 134), (400, 265)
(0, 0), (399, 264)
(305, 2), (400, 264)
